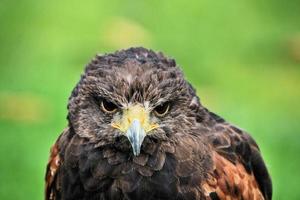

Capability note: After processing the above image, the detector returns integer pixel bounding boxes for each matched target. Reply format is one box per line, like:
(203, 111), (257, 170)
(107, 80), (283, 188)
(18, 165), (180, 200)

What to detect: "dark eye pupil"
(102, 99), (117, 112)
(155, 103), (169, 115)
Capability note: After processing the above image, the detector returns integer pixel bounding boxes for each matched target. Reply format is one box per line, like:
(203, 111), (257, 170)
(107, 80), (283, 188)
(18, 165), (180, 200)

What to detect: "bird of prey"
(45, 47), (272, 200)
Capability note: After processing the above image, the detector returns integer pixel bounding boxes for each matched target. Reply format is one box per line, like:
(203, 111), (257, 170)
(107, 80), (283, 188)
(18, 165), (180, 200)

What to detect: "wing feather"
(202, 117), (272, 200)
(203, 152), (265, 200)
(45, 141), (60, 200)
(45, 128), (71, 200)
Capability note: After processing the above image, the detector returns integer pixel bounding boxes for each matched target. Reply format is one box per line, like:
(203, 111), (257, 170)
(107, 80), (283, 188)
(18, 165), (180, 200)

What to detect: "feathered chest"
(58, 136), (211, 200)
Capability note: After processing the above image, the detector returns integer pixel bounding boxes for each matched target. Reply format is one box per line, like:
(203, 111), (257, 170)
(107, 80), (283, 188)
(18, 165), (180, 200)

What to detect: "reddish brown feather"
(202, 153), (264, 200)
(45, 142), (60, 200)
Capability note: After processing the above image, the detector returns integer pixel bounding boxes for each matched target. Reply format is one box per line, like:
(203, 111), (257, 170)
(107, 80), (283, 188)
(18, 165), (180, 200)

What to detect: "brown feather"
(202, 152), (264, 200)
(45, 142), (60, 200)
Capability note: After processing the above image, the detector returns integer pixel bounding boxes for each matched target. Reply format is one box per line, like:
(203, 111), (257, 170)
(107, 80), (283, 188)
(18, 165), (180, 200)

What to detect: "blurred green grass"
(0, 0), (300, 199)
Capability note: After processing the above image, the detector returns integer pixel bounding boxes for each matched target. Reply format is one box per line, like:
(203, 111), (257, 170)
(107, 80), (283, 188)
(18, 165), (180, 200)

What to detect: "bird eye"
(101, 99), (118, 113)
(154, 102), (170, 117)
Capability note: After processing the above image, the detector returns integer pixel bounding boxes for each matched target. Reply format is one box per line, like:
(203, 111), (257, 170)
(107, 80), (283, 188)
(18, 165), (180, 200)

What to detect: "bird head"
(67, 47), (201, 156)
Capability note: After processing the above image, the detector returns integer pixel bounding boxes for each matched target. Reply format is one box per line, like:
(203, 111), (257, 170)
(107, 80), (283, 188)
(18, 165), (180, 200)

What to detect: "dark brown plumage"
(45, 47), (272, 200)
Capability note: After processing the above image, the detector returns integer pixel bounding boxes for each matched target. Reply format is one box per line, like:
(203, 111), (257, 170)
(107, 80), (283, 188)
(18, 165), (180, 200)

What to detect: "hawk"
(45, 47), (272, 200)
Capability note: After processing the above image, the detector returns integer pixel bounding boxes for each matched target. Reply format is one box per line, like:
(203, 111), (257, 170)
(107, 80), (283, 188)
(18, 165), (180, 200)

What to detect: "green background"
(0, 0), (299, 199)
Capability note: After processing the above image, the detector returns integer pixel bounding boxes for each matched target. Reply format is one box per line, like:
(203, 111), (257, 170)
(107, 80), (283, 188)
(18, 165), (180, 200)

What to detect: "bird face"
(91, 83), (176, 156)
(106, 101), (172, 156)
(67, 48), (199, 156)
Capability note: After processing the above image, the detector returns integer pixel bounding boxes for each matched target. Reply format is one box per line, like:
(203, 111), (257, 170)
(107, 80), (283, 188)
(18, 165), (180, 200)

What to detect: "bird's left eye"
(101, 99), (118, 113)
(154, 102), (170, 117)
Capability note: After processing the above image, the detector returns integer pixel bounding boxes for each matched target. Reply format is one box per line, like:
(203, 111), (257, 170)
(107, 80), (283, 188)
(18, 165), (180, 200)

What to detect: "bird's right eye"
(154, 102), (170, 117)
(101, 99), (118, 113)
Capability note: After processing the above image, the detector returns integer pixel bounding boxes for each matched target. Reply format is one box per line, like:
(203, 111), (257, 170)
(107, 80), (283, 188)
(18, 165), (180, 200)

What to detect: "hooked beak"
(126, 119), (146, 156)
(111, 104), (159, 156)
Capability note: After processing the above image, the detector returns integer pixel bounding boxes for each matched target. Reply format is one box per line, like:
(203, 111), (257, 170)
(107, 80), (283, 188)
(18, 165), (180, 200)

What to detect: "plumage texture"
(45, 47), (272, 200)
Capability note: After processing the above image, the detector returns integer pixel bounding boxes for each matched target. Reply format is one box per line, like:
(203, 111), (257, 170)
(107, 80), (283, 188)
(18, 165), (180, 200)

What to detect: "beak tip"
(126, 119), (146, 157)
(132, 150), (140, 156)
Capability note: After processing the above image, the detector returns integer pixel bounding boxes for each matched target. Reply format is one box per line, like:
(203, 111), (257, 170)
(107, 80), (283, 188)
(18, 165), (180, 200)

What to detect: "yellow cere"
(111, 104), (159, 133)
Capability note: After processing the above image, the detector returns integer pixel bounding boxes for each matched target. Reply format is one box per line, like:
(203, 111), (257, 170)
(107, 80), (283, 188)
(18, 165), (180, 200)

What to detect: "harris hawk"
(45, 47), (272, 200)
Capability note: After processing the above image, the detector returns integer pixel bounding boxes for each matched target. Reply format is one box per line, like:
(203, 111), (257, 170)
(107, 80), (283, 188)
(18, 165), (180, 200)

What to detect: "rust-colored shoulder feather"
(45, 141), (60, 200)
(45, 128), (72, 200)
(202, 118), (272, 200)
(203, 152), (264, 200)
